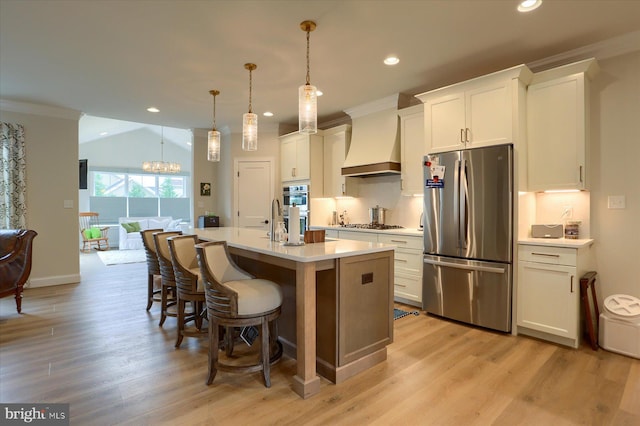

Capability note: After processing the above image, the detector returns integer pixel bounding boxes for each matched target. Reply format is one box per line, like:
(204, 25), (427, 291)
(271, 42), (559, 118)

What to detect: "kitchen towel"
(289, 206), (300, 244)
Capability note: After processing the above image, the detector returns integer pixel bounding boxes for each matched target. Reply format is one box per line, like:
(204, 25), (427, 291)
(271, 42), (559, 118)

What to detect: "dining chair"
(140, 228), (163, 311)
(153, 230), (182, 327)
(196, 241), (283, 387)
(168, 234), (207, 348)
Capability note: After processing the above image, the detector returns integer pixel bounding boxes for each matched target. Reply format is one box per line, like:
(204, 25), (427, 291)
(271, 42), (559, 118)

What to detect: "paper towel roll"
(289, 206), (300, 244)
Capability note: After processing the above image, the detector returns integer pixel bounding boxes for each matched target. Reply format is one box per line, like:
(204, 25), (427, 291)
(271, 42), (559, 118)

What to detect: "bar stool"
(140, 228), (163, 311)
(168, 234), (207, 348)
(153, 230), (182, 327)
(196, 241), (283, 388)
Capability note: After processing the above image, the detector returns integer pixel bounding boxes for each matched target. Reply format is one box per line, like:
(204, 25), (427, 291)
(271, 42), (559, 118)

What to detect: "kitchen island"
(187, 227), (395, 399)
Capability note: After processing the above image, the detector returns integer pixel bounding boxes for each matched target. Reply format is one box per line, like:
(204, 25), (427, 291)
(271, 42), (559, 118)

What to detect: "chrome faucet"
(270, 198), (282, 241)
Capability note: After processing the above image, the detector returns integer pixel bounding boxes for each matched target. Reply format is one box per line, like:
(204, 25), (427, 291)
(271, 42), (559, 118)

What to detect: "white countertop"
(311, 225), (424, 237)
(518, 237), (594, 248)
(187, 227), (395, 263)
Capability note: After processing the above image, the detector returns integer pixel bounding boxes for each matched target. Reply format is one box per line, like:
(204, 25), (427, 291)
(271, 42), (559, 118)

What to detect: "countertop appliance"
(368, 205), (387, 225)
(422, 144), (513, 332)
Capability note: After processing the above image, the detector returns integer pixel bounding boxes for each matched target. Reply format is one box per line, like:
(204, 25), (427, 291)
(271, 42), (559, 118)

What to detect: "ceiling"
(2, 0), (640, 140)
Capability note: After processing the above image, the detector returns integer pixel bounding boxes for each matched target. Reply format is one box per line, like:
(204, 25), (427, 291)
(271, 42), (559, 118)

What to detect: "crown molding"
(528, 30), (640, 72)
(0, 99), (82, 120)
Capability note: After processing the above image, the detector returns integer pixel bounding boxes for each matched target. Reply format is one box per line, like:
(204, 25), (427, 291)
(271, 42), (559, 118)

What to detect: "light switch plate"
(607, 195), (626, 209)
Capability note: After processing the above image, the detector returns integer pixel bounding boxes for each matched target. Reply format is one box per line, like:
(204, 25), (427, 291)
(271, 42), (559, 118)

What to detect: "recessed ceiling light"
(517, 0), (542, 12)
(263, 111), (274, 117)
(99, 131), (108, 136)
(147, 107), (160, 113)
(384, 56), (400, 66)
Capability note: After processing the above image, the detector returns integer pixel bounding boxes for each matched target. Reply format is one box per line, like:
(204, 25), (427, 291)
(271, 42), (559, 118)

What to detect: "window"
(89, 171), (190, 223)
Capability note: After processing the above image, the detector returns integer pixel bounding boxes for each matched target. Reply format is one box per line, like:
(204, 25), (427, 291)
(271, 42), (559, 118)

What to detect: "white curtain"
(1, 122), (27, 229)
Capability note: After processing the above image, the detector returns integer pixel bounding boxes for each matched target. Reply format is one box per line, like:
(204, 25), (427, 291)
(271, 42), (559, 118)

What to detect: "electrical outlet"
(607, 195), (626, 209)
(562, 206), (573, 219)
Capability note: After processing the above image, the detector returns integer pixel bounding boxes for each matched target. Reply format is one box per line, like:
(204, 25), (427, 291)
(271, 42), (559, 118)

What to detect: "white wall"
(590, 51), (640, 300)
(1, 102), (81, 287)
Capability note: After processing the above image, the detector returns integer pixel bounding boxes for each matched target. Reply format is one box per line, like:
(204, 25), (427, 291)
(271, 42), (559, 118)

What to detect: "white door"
(235, 159), (273, 230)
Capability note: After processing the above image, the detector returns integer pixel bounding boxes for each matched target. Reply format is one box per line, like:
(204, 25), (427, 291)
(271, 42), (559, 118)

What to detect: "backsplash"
(310, 175), (423, 228)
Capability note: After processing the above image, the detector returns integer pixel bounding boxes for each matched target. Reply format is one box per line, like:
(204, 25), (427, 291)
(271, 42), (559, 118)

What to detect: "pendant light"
(208, 89), (221, 162)
(242, 63), (258, 151)
(299, 20), (317, 134)
(142, 126), (181, 173)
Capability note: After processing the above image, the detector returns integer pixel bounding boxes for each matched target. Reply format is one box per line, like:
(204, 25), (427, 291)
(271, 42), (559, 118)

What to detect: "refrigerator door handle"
(459, 159), (467, 249)
(423, 258), (506, 274)
(453, 159), (461, 248)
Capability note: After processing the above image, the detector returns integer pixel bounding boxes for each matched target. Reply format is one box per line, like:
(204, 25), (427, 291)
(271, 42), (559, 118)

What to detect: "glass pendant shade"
(207, 130), (221, 162)
(242, 112), (258, 151)
(299, 83), (317, 134)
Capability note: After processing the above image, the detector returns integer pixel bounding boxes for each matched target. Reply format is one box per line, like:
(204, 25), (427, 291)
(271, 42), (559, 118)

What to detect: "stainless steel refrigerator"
(422, 144), (513, 332)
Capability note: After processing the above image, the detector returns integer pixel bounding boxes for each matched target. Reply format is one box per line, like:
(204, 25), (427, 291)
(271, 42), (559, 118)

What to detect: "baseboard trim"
(27, 274), (81, 288)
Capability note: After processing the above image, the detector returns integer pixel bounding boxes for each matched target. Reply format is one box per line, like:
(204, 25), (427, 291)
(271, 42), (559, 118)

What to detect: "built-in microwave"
(283, 184), (308, 211)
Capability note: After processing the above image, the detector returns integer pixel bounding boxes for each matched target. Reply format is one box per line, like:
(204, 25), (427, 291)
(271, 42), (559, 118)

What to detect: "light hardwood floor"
(1, 251), (638, 425)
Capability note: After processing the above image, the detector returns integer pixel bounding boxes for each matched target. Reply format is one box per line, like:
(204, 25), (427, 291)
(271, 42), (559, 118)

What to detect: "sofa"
(118, 217), (182, 250)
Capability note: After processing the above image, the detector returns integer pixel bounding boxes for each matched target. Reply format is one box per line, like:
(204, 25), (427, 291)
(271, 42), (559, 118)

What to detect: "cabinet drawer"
(325, 229), (339, 238)
(378, 234), (422, 250)
(394, 249), (423, 274)
(519, 244), (577, 266)
(394, 272), (422, 303)
(338, 230), (378, 243)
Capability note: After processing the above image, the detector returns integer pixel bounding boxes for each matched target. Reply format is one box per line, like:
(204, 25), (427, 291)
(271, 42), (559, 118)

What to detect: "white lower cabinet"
(377, 234), (423, 307)
(332, 230), (423, 306)
(517, 243), (593, 348)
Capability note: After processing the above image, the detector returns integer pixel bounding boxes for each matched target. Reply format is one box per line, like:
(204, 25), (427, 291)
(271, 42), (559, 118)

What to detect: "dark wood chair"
(580, 271), (599, 351)
(168, 234), (207, 348)
(140, 228), (163, 311)
(0, 229), (37, 313)
(153, 230), (182, 327)
(196, 241), (283, 388)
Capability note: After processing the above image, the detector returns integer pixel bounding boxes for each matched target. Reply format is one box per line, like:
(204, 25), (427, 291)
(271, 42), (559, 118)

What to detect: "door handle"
(424, 258), (506, 274)
(465, 128), (470, 143)
(570, 275), (574, 293)
(460, 129), (464, 144)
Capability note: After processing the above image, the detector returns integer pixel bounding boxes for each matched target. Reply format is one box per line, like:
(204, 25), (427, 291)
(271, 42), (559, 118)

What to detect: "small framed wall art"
(200, 182), (211, 196)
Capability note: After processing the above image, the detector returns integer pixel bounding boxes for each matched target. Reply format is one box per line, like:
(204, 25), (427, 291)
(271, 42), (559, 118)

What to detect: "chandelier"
(142, 126), (181, 173)
(298, 20), (317, 134)
(242, 63), (258, 151)
(208, 89), (221, 162)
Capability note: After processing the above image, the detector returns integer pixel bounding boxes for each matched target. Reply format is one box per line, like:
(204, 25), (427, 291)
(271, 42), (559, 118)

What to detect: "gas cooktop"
(340, 224), (404, 230)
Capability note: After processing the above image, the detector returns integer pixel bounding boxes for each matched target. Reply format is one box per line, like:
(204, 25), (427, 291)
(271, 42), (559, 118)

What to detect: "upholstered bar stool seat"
(168, 234), (207, 348)
(196, 241), (283, 388)
(153, 230), (182, 327)
(140, 228), (163, 311)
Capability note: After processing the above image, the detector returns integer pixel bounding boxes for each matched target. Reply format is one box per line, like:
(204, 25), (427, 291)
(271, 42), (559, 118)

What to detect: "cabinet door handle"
(292, 167), (296, 177)
(394, 283), (407, 288)
(390, 239), (408, 244)
(531, 252), (560, 258)
(460, 129), (465, 144)
(465, 128), (470, 143)
(395, 258), (408, 263)
(341, 183), (345, 194)
(570, 275), (574, 293)
(579, 166), (583, 183)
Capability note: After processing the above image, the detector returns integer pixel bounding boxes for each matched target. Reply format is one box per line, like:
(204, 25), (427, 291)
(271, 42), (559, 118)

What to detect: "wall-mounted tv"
(79, 159), (88, 190)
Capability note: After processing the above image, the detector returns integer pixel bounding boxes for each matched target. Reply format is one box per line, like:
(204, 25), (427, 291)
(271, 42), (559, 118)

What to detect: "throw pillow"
(149, 218), (171, 230)
(121, 222), (141, 233)
(167, 218), (182, 230)
(90, 227), (102, 239)
(84, 229), (93, 239)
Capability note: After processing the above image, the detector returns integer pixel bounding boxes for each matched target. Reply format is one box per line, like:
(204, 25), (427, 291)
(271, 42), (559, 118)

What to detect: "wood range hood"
(341, 93), (410, 178)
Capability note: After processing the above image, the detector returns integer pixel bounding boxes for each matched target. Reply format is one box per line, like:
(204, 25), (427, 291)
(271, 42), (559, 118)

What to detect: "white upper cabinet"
(417, 64), (532, 154)
(280, 131), (324, 187)
(399, 104), (425, 196)
(322, 124), (358, 197)
(527, 58), (599, 191)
